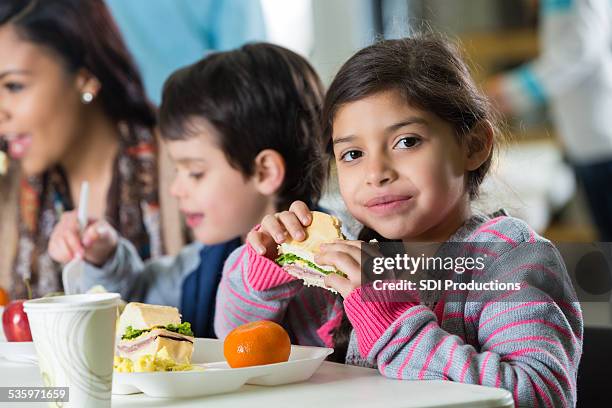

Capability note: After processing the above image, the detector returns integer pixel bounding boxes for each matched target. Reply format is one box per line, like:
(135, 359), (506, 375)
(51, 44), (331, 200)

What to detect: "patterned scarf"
(11, 123), (163, 298)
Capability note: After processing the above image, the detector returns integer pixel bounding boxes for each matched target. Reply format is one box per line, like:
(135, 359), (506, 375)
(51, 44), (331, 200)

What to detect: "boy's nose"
(0, 106), (9, 123)
(169, 178), (185, 199)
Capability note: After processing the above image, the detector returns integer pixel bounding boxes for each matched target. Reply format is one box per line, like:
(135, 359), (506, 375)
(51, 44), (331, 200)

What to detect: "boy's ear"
(465, 120), (494, 172)
(252, 149), (285, 195)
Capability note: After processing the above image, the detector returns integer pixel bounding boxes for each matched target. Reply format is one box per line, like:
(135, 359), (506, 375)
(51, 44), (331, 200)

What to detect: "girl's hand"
(48, 211), (118, 267)
(317, 240), (365, 298)
(247, 200), (313, 260)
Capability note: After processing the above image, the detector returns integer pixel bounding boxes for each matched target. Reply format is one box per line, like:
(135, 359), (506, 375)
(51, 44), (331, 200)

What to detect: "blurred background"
(255, 0), (595, 242)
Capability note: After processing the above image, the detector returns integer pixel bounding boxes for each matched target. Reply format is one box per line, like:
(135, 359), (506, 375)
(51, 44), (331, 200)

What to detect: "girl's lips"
(184, 213), (204, 228)
(7, 134), (32, 159)
(364, 195), (414, 215)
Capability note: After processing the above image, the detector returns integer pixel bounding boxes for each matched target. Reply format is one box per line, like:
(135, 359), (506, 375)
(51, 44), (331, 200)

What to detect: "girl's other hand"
(317, 240), (364, 298)
(48, 211), (118, 266)
(247, 200), (312, 259)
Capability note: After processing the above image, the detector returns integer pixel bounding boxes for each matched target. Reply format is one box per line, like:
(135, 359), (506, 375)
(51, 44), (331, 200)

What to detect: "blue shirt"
(106, 0), (267, 104)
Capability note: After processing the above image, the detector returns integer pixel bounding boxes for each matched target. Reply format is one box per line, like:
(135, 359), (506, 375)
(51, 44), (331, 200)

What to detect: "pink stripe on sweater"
(528, 228), (536, 243)
(513, 378), (519, 408)
(397, 322), (437, 380)
(344, 287), (418, 357)
(219, 306), (235, 333)
(490, 335), (574, 370)
(459, 351), (477, 382)
(500, 262), (559, 283)
(226, 305), (249, 324)
(515, 365), (539, 408)
(266, 285), (302, 301)
(224, 286), (270, 321)
(463, 243), (500, 259)
(442, 342), (459, 378)
(475, 290), (518, 313)
(225, 278), (280, 312)
(525, 367), (559, 408)
(502, 348), (572, 391)
(480, 229), (518, 247)
(483, 319), (575, 346)
(241, 262), (251, 295)
(557, 300), (583, 319)
(532, 378), (552, 408)
(467, 216), (505, 240)
(316, 303), (344, 348)
(539, 375), (567, 408)
(433, 300), (445, 323)
(389, 306), (430, 336)
(377, 308), (431, 368)
(479, 301), (546, 329)
(442, 312), (464, 320)
(228, 246), (247, 272)
(479, 352), (494, 385)
(418, 335), (449, 380)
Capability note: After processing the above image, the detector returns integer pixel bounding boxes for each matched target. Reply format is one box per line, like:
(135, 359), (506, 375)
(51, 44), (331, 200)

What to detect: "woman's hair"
(159, 42), (326, 211)
(0, 0), (155, 128)
(322, 33), (500, 200)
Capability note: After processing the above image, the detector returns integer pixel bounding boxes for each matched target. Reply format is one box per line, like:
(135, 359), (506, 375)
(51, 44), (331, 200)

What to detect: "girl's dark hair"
(159, 42), (326, 210)
(0, 0), (155, 128)
(322, 34), (499, 200)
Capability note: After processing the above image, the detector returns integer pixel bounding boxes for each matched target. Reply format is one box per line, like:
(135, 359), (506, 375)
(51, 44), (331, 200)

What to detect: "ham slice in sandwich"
(115, 302), (194, 372)
(275, 211), (347, 292)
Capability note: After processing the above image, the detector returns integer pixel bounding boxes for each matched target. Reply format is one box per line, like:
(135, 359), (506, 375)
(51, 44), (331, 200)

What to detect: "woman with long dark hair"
(0, 0), (173, 298)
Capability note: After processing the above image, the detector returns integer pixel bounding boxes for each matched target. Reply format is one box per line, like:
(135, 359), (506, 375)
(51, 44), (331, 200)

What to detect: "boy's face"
(166, 121), (270, 244)
(331, 90), (471, 242)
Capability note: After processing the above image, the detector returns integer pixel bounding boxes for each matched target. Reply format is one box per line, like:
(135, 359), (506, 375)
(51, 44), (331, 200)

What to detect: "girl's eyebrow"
(0, 69), (32, 80)
(385, 117), (428, 133)
(333, 116), (428, 145)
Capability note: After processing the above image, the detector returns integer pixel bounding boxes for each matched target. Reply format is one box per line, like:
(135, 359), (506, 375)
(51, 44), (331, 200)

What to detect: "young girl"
(215, 35), (582, 407)
(47, 43), (327, 338)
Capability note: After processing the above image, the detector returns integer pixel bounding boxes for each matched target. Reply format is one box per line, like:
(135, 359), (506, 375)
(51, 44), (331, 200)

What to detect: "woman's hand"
(247, 200), (313, 260)
(317, 240), (365, 298)
(48, 211), (118, 266)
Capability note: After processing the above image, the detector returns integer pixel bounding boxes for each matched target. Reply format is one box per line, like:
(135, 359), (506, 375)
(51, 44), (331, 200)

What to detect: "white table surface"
(0, 358), (513, 408)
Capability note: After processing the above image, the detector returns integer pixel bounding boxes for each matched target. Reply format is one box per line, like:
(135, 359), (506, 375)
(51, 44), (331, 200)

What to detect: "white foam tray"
(112, 338), (333, 398)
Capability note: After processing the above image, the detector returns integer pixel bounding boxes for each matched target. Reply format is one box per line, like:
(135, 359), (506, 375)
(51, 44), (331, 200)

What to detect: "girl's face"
(0, 24), (85, 176)
(166, 120), (271, 245)
(332, 90), (473, 242)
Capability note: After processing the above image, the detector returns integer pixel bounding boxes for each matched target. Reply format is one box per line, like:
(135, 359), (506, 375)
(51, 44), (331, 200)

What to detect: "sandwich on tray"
(275, 211), (347, 291)
(114, 302), (196, 372)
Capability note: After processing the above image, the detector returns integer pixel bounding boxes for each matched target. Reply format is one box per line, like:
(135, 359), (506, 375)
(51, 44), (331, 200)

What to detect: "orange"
(0, 287), (9, 306)
(224, 320), (291, 368)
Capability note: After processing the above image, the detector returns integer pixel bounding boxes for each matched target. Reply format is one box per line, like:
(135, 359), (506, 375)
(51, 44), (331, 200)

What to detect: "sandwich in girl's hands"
(114, 302), (196, 372)
(275, 211), (347, 290)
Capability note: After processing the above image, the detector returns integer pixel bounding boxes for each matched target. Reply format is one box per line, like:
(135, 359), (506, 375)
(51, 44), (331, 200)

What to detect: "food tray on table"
(112, 338), (333, 398)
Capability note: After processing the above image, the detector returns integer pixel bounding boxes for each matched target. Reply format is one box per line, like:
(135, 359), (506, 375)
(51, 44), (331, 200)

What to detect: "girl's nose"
(365, 155), (397, 187)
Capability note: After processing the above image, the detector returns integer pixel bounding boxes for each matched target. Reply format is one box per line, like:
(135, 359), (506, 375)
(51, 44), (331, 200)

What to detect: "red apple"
(2, 300), (32, 342)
